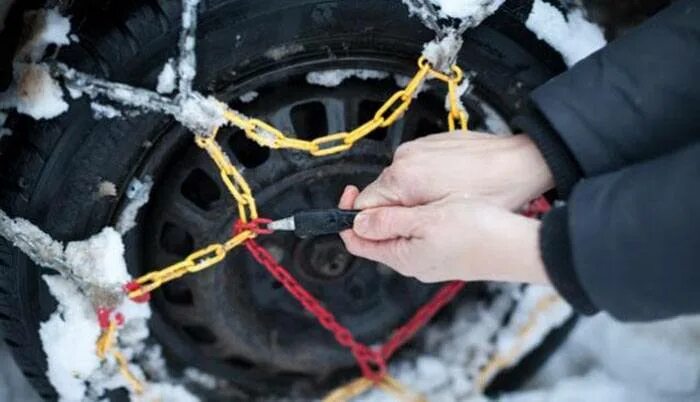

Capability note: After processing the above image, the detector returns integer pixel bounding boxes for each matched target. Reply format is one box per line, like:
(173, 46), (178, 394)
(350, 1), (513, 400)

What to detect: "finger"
(339, 229), (406, 269)
(353, 206), (427, 241)
(338, 185), (360, 209)
(353, 170), (402, 210)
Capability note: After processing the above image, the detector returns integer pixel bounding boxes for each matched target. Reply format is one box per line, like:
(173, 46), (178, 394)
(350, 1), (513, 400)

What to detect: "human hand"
(354, 132), (554, 211)
(339, 186), (550, 284)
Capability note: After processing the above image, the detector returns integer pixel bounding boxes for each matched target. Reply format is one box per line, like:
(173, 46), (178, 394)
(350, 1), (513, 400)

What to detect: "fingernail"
(354, 212), (370, 235)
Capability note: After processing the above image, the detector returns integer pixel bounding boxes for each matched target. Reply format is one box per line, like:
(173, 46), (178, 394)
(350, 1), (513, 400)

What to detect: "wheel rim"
(125, 55), (510, 396)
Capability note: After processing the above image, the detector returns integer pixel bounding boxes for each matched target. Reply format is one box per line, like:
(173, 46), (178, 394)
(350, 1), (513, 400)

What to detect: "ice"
(306, 69), (389, 88)
(156, 59), (177, 94)
(238, 91), (259, 103)
(115, 176), (154, 235)
(0, 208), (68, 273)
(526, 0), (606, 66)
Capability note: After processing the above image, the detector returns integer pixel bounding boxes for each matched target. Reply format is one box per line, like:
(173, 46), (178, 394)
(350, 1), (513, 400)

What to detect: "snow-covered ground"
(3, 313), (700, 401)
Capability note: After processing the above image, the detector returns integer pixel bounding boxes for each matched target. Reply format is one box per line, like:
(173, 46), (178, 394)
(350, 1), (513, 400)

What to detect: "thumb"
(353, 206), (425, 241)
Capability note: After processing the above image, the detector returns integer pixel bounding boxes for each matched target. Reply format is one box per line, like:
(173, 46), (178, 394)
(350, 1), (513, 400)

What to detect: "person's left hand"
(338, 185), (549, 284)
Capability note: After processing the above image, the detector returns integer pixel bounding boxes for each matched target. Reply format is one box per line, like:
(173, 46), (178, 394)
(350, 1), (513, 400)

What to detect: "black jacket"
(519, 0), (700, 321)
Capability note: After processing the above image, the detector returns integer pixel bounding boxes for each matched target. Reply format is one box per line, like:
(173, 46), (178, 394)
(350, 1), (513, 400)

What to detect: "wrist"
(469, 210), (550, 284)
(511, 134), (555, 198)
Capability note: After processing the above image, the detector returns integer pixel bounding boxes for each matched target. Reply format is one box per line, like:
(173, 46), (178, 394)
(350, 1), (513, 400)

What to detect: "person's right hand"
(353, 132), (554, 211)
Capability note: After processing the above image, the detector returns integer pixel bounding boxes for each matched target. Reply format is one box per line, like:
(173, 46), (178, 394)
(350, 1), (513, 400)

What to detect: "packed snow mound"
(526, 0), (606, 66)
(40, 276), (102, 402)
(64, 227), (131, 288)
(431, 0), (506, 22)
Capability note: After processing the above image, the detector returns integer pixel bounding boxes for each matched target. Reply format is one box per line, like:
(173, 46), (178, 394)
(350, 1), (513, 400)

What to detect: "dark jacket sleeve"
(541, 142), (700, 321)
(525, 0), (700, 193)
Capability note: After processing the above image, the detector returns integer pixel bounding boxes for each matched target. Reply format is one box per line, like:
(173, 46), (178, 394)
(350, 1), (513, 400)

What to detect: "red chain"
(523, 196), (551, 218)
(233, 197), (550, 384)
(245, 239), (387, 381)
(380, 281), (465, 360)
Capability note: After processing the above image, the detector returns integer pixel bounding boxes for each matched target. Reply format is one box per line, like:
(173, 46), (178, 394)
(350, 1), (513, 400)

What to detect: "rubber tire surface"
(0, 0), (565, 400)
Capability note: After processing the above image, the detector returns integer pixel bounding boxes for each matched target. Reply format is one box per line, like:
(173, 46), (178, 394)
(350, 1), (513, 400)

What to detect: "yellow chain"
(220, 56), (465, 158)
(475, 294), (563, 390)
(128, 55), (468, 301)
(323, 375), (427, 402)
(96, 320), (145, 394)
(127, 230), (255, 299)
(120, 55), (469, 400)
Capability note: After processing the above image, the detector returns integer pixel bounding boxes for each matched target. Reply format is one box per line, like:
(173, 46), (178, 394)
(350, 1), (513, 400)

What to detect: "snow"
(178, 94), (227, 135)
(526, 0), (606, 66)
(115, 176), (153, 235)
(18, 8), (72, 62)
(430, 0), (506, 23)
(422, 31), (465, 73)
(156, 59), (177, 94)
(91, 102), (123, 119)
(0, 111), (11, 139)
(135, 384), (199, 402)
(63, 227), (131, 289)
(96, 180), (118, 198)
(306, 69), (390, 88)
(177, 0), (200, 96)
(356, 285), (573, 402)
(510, 314), (700, 402)
(238, 90), (259, 103)
(0, 8), (71, 120)
(479, 100), (511, 135)
(2, 63), (69, 119)
(265, 43), (305, 61)
(40, 275), (103, 402)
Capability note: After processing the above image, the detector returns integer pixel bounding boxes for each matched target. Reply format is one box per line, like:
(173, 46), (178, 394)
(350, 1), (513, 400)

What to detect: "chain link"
(96, 318), (145, 394)
(218, 56), (464, 157)
(323, 375), (426, 402)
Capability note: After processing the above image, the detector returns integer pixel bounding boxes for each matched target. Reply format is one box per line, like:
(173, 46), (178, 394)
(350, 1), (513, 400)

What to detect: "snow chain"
(97, 55), (470, 401)
(89, 46), (558, 399)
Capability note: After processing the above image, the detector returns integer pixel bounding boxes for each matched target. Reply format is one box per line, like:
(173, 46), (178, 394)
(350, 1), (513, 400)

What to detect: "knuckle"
(379, 167), (403, 189)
